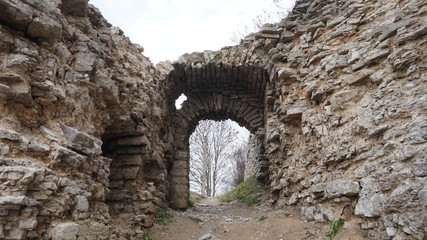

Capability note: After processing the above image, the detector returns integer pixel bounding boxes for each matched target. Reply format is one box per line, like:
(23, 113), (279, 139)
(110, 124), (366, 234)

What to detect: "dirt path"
(150, 198), (366, 240)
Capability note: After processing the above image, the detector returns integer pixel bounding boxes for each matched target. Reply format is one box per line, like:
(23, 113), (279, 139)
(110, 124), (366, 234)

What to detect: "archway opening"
(175, 93), (187, 110)
(189, 119), (249, 197)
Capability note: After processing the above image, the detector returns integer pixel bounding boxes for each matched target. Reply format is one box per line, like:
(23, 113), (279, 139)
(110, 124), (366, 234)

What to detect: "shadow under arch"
(165, 61), (269, 208)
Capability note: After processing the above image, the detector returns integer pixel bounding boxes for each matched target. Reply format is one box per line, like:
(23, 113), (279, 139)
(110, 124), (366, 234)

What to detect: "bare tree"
(231, 0), (295, 43)
(230, 141), (248, 187)
(189, 120), (238, 197)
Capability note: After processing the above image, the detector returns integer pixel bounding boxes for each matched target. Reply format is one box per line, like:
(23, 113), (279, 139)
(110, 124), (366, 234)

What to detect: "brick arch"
(165, 60), (268, 208)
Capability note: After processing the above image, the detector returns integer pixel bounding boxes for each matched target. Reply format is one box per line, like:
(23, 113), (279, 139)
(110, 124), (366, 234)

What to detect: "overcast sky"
(89, 0), (295, 64)
(89, 0), (295, 142)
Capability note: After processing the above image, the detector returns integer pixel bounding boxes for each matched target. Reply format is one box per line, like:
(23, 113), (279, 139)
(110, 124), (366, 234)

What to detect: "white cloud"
(89, 0), (295, 64)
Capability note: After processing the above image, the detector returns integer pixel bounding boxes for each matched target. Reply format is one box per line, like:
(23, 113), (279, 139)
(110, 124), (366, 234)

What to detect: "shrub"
(155, 208), (174, 225)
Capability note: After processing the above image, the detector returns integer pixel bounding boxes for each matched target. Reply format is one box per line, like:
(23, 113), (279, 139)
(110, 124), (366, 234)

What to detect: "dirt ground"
(150, 197), (367, 240)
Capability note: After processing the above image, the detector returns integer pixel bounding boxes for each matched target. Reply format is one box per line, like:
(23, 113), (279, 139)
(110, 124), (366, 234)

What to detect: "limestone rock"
(301, 205), (334, 222)
(0, 196), (28, 206)
(50, 222), (79, 240)
(60, 124), (102, 155)
(277, 67), (297, 79)
(0, 0), (33, 31)
(75, 196), (89, 212)
(325, 180), (360, 198)
(74, 51), (97, 72)
(413, 162), (427, 177)
(27, 15), (62, 43)
(18, 220), (37, 230)
(355, 193), (384, 217)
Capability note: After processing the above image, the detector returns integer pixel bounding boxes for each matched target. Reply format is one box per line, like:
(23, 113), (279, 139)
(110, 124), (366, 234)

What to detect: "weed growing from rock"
(325, 219), (344, 239)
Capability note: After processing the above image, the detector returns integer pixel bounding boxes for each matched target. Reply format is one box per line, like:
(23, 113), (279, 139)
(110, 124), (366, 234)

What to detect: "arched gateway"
(162, 52), (270, 208)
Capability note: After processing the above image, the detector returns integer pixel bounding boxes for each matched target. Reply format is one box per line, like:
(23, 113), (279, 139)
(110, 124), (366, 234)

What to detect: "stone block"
(171, 176), (188, 185)
(0, 166), (43, 185)
(418, 188), (427, 207)
(74, 51), (97, 72)
(277, 67), (297, 79)
(173, 160), (187, 169)
(74, 196), (89, 212)
(117, 135), (150, 146)
(397, 19), (427, 43)
(18, 220), (37, 230)
(346, 69), (374, 85)
(175, 151), (188, 160)
(170, 198), (188, 209)
(7, 228), (26, 240)
(355, 193), (384, 217)
(170, 168), (187, 177)
(280, 30), (295, 42)
(0, 73), (31, 106)
(172, 184), (189, 194)
(367, 125), (388, 137)
(284, 106), (307, 121)
(60, 124), (102, 155)
(0, 129), (21, 141)
(54, 146), (85, 169)
(28, 16), (62, 43)
(50, 222), (79, 240)
(413, 162), (427, 177)
(0, 196), (28, 206)
(114, 154), (143, 166)
(330, 89), (359, 109)
(301, 204), (334, 222)
(325, 180), (360, 198)
(0, 0), (33, 31)
(311, 184), (326, 197)
(40, 126), (59, 142)
(122, 167), (140, 179)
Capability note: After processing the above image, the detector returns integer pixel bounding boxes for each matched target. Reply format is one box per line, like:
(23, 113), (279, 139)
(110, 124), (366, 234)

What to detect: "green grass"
(188, 199), (197, 207)
(155, 208), (174, 225)
(257, 215), (268, 221)
(325, 219), (344, 239)
(188, 191), (206, 207)
(142, 233), (153, 240)
(219, 176), (264, 206)
(189, 216), (203, 223)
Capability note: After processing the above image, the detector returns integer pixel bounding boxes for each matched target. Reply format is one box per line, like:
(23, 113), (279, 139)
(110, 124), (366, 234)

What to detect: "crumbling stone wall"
(0, 0), (426, 239)
(0, 0), (168, 239)
(259, 0), (427, 239)
(244, 134), (266, 180)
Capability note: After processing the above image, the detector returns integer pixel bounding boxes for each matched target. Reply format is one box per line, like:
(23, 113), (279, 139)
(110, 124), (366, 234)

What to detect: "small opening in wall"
(175, 94), (187, 109)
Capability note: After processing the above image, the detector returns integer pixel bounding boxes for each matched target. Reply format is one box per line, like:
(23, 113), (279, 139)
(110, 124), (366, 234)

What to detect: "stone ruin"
(0, 0), (426, 239)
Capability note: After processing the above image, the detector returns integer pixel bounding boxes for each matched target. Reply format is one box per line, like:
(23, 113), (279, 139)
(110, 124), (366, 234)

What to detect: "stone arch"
(164, 58), (269, 208)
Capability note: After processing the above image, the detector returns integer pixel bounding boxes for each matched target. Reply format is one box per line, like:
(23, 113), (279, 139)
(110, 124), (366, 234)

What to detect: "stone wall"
(259, 0), (427, 239)
(0, 0), (168, 239)
(0, 0), (426, 239)
(244, 134), (265, 180)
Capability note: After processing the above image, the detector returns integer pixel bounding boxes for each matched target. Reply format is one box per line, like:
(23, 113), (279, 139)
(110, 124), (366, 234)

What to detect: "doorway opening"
(189, 119), (249, 197)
